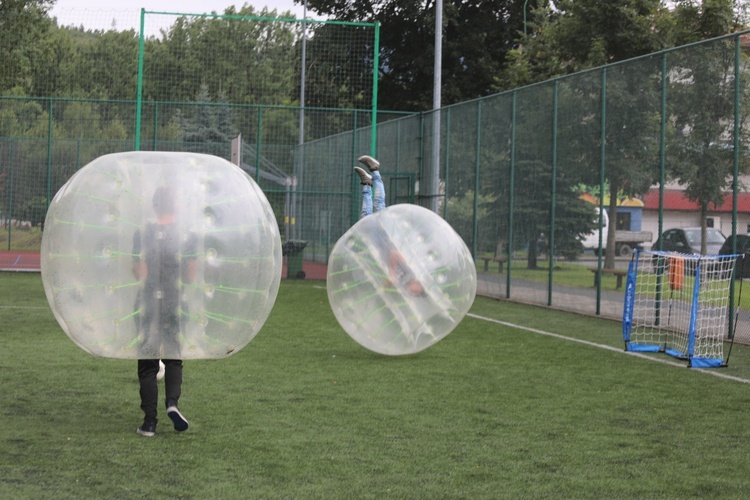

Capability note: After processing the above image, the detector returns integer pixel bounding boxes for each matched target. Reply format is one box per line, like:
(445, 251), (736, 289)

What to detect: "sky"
(50, 0), (322, 33)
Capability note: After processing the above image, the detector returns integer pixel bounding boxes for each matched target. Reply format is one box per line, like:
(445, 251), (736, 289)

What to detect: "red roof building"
(642, 189), (750, 213)
(640, 188), (750, 242)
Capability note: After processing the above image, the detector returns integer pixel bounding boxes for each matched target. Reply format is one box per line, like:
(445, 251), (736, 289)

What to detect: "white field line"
(0, 305), (48, 309)
(467, 313), (750, 385)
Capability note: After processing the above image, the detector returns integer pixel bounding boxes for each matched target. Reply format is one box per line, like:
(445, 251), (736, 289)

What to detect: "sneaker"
(167, 405), (189, 432)
(137, 420), (157, 437)
(354, 166), (372, 186)
(357, 155), (380, 172)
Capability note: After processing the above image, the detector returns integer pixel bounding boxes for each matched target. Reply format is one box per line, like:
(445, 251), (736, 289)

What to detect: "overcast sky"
(50, 0), (323, 32)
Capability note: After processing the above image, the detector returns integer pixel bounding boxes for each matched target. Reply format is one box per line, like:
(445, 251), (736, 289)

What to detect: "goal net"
(622, 249), (739, 368)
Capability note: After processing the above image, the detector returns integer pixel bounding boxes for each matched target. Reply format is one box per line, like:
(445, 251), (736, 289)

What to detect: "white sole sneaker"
(137, 425), (156, 437)
(166, 406), (189, 432)
(354, 166), (372, 185)
(357, 155), (380, 172)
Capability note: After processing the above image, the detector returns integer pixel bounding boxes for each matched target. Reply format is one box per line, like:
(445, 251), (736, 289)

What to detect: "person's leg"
(355, 166), (373, 218)
(137, 359), (159, 435)
(357, 155), (380, 172)
(360, 184), (373, 218)
(357, 156), (385, 212)
(163, 359), (183, 407)
(371, 171), (386, 212)
(163, 359), (189, 431)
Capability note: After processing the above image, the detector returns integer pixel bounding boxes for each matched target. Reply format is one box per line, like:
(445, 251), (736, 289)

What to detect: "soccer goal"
(622, 249), (740, 368)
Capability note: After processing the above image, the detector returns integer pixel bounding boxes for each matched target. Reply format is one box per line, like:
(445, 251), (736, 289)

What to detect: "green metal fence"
(292, 30), (750, 321)
(0, 97), (406, 249)
(4, 29), (750, 328)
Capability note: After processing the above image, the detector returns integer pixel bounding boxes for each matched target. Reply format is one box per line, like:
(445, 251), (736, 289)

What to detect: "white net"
(625, 250), (739, 367)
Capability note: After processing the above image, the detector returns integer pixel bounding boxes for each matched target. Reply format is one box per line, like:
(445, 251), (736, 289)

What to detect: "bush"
(19, 197), (48, 227)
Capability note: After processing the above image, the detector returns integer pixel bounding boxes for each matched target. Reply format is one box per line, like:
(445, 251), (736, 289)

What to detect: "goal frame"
(622, 249), (740, 368)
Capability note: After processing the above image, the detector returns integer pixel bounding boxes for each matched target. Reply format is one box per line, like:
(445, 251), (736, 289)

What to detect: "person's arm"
(388, 249), (424, 296)
(184, 258), (197, 284)
(182, 232), (199, 284)
(132, 228), (147, 280)
(132, 261), (147, 280)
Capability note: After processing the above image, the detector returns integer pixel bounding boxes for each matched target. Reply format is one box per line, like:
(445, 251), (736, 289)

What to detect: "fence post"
(152, 102), (159, 150)
(507, 92), (517, 300)
(473, 101), (481, 259)
(46, 98), (53, 207)
(548, 81), (559, 307)
(595, 68), (608, 316)
(5, 143), (12, 250)
(443, 107), (451, 220)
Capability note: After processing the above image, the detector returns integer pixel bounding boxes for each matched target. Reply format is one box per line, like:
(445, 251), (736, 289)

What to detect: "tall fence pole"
(443, 108), (451, 220)
(548, 81), (559, 307)
(729, 34), (742, 338)
(507, 92), (517, 299)
(473, 101), (481, 258)
(135, 8), (146, 151)
(429, 0), (442, 213)
(5, 143), (12, 251)
(46, 99), (53, 206)
(596, 68), (607, 316)
(371, 22), (380, 156)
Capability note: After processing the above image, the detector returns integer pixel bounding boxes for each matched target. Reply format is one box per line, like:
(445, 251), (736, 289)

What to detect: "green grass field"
(3, 273), (750, 498)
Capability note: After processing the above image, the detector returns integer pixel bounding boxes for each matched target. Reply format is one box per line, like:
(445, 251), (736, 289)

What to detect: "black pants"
(137, 359), (183, 423)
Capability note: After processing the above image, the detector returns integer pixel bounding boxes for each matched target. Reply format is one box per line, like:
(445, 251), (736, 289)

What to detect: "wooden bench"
(481, 257), (508, 273)
(590, 268), (628, 289)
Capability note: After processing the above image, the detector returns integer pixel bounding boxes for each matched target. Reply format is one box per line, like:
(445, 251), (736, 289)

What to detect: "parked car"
(718, 234), (750, 279)
(652, 227), (727, 275)
(652, 227), (726, 255)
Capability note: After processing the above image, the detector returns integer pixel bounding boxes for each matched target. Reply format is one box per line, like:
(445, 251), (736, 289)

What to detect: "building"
(642, 188), (750, 246)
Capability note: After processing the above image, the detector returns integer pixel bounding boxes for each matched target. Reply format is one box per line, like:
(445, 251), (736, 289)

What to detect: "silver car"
(652, 227), (726, 255)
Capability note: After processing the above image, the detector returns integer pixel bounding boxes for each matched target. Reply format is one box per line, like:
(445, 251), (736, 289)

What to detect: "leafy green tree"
(70, 29), (139, 100)
(19, 196), (47, 226)
(144, 5), (298, 106)
(179, 84), (233, 154)
(299, 22), (374, 110)
(503, 0), (750, 262)
(668, 0), (745, 45)
(28, 22), (77, 98)
(665, 1), (750, 251)
(0, 0), (55, 94)
(303, 0), (541, 111)
(502, 0), (670, 268)
(445, 189), (497, 250)
(136, 5), (304, 155)
(0, 87), (45, 137)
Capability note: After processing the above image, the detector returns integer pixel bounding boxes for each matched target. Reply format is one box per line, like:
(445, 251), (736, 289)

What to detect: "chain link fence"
(3, 20), (750, 340)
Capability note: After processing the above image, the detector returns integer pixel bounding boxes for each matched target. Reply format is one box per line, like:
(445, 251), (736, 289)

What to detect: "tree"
(178, 84), (234, 154)
(502, 0), (750, 263)
(502, 0), (672, 269)
(28, 22), (77, 98)
(19, 196), (47, 226)
(144, 5), (298, 106)
(668, 0), (745, 45)
(665, 0), (748, 252)
(70, 29), (140, 100)
(303, 0), (541, 111)
(666, 43), (748, 252)
(0, 0), (55, 94)
(445, 189), (497, 250)
(298, 22), (375, 110)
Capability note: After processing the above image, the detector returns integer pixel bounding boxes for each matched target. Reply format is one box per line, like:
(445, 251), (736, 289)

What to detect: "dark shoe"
(167, 406), (189, 432)
(354, 166), (372, 186)
(137, 420), (156, 437)
(357, 155), (380, 172)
